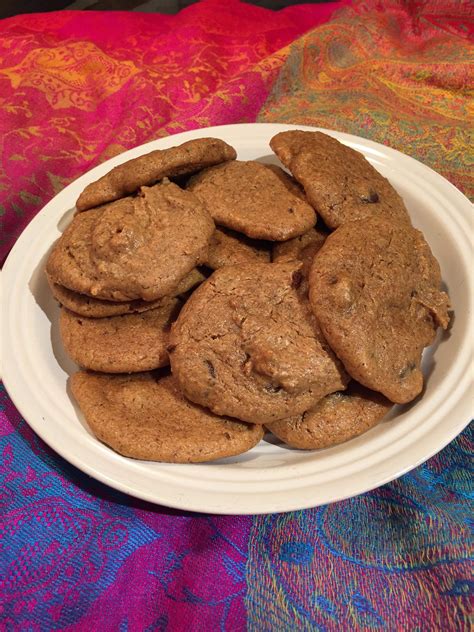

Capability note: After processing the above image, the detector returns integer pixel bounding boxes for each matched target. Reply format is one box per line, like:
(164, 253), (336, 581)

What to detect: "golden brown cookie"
(266, 382), (393, 449)
(48, 275), (162, 318)
(169, 262), (348, 424)
(70, 371), (264, 463)
(48, 268), (206, 318)
(270, 131), (411, 229)
(60, 299), (181, 373)
(206, 227), (271, 270)
(309, 216), (450, 404)
(76, 138), (237, 211)
(272, 225), (327, 279)
(188, 161), (316, 240)
(47, 182), (214, 301)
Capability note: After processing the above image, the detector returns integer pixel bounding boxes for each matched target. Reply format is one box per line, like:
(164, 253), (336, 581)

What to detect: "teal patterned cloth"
(246, 426), (473, 629)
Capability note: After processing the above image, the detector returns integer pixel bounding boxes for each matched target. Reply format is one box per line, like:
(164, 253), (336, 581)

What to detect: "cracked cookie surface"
(206, 227), (271, 270)
(270, 131), (410, 229)
(272, 224), (328, 284)
(266, 382), (392, 449)
(60, 298), (181, 373)
(47, 182), (214, 301)
(48, 268), (206, 318)
(169, 262), (348, 424)
(309, 216), (450, 403)
(76, 137), (237, 211)
(71, 371), (264, 463)
(188, 161), (316, 240)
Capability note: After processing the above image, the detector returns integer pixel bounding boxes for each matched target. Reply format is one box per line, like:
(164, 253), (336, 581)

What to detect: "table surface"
(0, 1), (472, 630)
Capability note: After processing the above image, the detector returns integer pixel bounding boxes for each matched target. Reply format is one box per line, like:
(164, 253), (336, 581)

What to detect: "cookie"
(270, 131), (411, 229)
(172, 267), (208, 296)
(266, 382), (392, 449)
(169, 262), (348, 424)
(48, 274), (162, 318)
(272, 225), (327, 279)
(308, 216), (450, 404)
(47, 182), (214, 301)
(206, 227), (271, 270)
(70, 371), (264, 463)
(76, 137), (237, 211)
(187, 161), (316, 240)
(60, 299), (181, 372)
(48, 267), (206, 318)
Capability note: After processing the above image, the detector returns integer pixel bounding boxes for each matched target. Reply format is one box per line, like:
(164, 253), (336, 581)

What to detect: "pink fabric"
(0, 0), (345, 261)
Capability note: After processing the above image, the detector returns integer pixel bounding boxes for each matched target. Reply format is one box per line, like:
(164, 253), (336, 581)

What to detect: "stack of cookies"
(46, 131), (450, 463)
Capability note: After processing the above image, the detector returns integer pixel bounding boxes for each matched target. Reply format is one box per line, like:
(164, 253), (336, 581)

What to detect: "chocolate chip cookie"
(206, 227), (271, 270)
(60, 298), (181, 372)
(270, 131), (411, 229)
(188, 161), (316, 240)
(309, 216), (450, 403)
(47, 182), (214, 301)
(169, 262), (348, 424)
(70, 371), (264, 463)
(48, 268), (205, 318)
(76, 137), (237, 211)
(266, 382), (392, 449)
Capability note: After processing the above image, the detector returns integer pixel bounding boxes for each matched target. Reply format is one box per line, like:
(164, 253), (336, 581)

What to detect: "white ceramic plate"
(2, 124), (473, 514)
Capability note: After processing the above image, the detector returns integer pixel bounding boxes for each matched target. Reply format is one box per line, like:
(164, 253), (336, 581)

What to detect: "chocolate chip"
(360, 190), (379, 204)
(204, 359), (216, 379)
(399, 362), (416, 379)
(291, 270), (303, 289)
(287, 207), (294, 214)
(264, 383), (282, 393)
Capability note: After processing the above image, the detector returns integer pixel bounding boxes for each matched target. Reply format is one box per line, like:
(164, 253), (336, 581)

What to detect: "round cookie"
(48, 268), (205, 318)
(309, 216), (450, 404)
(187, 161), (316, 241)
(76, 137), (237, 211)
(266, 382), (392, 449)
(169, 262), (348, 424)
(48, 275), (162, 318)
(47, 182), (214, 301)
(70, 371), (264, 463)
(270, 130), (411, 229)
(206, 227), (271, 270)
(60, 299), (181, 372)
(272, 225), (327, 279)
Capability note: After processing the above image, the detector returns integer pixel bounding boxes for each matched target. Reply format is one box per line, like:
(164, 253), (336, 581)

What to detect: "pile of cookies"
(46, 131), (450, 463)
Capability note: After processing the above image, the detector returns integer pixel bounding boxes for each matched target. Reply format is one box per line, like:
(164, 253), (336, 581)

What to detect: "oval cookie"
(169, 262), (348, 424)
(266, 382), (392, 449)
(188, 161), (316, 240)
(60, 299), (181, 373)
(70, 371), (264, 463)
(47, 182), (214, 301)
(309, 217), (450, 403)
(48, 268), (205, 318)
(76, 137), (237, 211)
(270, 130), (411, 229)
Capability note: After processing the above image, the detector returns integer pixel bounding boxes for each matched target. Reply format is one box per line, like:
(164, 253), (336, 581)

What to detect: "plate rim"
(2, 122), (473, 515)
